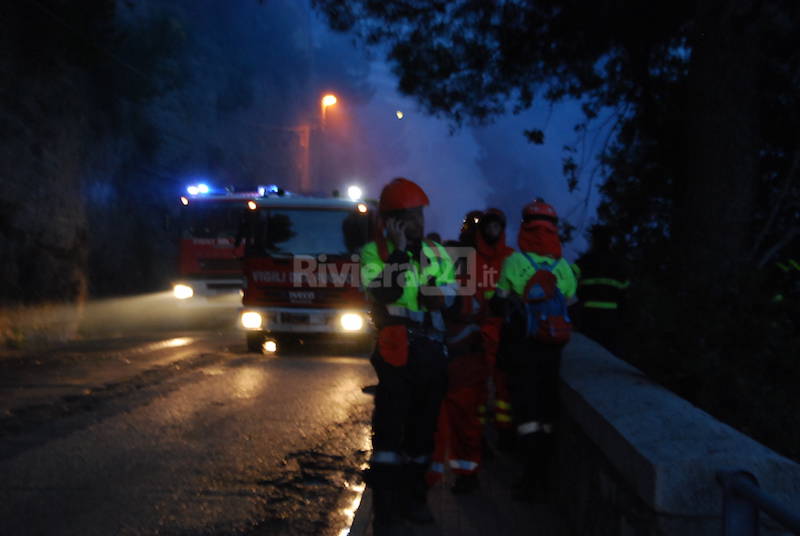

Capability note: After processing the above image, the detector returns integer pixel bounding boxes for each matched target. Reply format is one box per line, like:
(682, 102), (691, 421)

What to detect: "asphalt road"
(0, 330), (375, 536)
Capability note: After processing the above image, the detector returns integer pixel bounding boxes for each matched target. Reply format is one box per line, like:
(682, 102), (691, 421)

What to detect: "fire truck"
(172, 183), (255, 307)
(237, 186), (374, 352)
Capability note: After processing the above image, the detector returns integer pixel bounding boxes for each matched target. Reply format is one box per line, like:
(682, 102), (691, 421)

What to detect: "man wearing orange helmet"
(360, 177), (457, 533)
(492, 198), (577, 502)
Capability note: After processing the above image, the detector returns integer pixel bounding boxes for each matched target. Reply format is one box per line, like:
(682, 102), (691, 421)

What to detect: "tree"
(313, 0), (800, 297)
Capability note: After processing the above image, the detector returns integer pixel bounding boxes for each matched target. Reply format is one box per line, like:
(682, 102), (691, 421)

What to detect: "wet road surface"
(0, 331), (375, 535)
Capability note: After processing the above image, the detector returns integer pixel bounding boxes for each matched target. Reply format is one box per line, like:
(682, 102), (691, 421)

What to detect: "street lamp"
(321, 94), (337, 108)
(321, 93), (338, 126)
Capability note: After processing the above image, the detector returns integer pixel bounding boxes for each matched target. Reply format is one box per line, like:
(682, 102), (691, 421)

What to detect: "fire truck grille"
(258, 287), (359, 306)
(199, 258), (241, 271)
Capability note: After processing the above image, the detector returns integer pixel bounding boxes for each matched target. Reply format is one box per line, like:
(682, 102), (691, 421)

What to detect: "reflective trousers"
(429, 350), (485, 483)
(504, 339), (563, 433)
(370, 331), (448, 467)
(481, 318), (513, 430)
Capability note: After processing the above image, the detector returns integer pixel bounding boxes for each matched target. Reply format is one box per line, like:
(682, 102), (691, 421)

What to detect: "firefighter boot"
(366, 465), (407, 535)
(403, 463), (436, 524)
(511, 431), (548, 503)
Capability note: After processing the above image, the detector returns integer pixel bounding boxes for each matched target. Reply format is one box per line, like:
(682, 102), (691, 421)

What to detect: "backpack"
(520, 253), (572, 344)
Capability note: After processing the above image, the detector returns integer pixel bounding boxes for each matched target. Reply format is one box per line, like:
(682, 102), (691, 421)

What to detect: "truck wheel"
(246, 332), (265, 353)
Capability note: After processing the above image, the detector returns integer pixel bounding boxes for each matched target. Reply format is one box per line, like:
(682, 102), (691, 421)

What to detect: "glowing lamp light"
(247, 200), (257, 210)
(241, 312), (263, 330)
(347, 185), (363, 201)
(186, 185), (200, 195)
(321, 94), (338, 108)
(180, 196), (189, 206)
(197, 183), (210, 194)
(340, 313), (364, 332)
(357, 203), (368, 214)
(173, 284), (193, 300)
(395, 110), (404, 120)
(263, 339), (277, 353)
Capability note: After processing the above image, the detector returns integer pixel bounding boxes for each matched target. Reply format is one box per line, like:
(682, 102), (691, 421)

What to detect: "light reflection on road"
(232, 367), (267, 399)
(159, 337), (193, 348)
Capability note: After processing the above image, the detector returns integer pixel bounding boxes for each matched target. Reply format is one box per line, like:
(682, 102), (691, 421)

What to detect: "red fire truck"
(237, 187), (373, 352)
(172, 183), (255, 307)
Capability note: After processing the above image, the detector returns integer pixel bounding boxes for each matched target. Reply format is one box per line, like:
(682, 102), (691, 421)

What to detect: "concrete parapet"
(557, 333), (800, 535)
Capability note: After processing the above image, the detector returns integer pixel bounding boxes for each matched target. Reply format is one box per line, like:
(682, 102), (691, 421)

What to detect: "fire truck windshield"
(181, 203), (242, 239)
(245, 208), (368, 256)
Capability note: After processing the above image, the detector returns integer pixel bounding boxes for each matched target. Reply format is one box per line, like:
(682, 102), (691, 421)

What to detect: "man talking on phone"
(360, 177), (457, 535)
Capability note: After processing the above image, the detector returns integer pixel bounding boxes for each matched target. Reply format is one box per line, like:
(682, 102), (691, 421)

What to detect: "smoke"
(309, 10), (600, 255)
(473, 104), (602, 258)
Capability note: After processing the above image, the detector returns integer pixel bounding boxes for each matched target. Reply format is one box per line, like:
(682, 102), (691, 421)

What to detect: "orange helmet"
(522, 198), (558, 223)
(378, 177), (430, 213)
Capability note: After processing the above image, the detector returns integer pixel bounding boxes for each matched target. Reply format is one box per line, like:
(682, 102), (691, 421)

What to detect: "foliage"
(314, 0), (800, 460)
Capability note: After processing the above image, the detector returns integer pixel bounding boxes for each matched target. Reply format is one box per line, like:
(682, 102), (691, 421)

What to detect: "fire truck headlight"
(263, 339), (277, 353)
(241, 311), (263, 330)
(340, 313), (364, 332)
(173, 284), (194, 300)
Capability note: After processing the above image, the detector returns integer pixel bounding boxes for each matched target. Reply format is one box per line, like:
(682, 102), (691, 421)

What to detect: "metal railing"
(717, 470), (800, 535)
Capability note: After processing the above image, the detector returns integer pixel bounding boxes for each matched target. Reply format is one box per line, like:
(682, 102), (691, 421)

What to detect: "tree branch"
(750, 139), (800, 261)
(756, 225), (800, 269)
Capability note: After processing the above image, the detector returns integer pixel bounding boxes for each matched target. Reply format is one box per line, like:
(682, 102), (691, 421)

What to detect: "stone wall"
(556, 334), (800, 535)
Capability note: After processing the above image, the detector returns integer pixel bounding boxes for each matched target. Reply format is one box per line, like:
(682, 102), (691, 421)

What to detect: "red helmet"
(522, 198), (558, 223)
(378, 177), (430, 213)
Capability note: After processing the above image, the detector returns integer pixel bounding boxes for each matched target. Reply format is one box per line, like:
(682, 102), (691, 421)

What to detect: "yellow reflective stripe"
(581, 278), (630, 289)
(496, 414), (513, 423)
(495, 400), (512, 410)
(584, 301), (618, 310)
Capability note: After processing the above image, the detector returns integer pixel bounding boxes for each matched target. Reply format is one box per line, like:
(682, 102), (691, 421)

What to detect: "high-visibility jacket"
(360, 239), (457, 330)
(574, 251), (630, 311)
(579, 276), (630, 310)
(495, 252), (577, 300)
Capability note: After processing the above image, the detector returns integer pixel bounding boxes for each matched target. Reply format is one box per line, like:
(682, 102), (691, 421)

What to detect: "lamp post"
(321, 93), (338, 128)
(315, 93), (339, 189)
